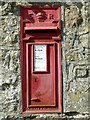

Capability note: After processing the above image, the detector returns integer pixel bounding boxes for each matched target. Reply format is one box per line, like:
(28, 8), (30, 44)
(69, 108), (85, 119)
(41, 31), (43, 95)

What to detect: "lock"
(21, 5), (62, 113)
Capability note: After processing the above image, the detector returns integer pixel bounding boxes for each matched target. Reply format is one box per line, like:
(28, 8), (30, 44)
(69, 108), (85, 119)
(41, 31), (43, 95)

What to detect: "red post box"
(20, 5), (62, 113)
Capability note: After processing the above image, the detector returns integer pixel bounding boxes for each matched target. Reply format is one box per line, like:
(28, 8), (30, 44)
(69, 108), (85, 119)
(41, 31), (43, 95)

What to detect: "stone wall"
(63, 2), (90, 113)
(0, 1), (90, 120)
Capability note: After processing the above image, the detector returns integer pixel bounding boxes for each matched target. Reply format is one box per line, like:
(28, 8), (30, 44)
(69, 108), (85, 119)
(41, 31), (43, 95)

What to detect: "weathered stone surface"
(1, 16), (20, 49)
(62, 2), (89, 114)
(0, 1), (90, 120)
(65, 6), (83, 28)
(75, 68), (88, 78)
(1, 3), (16, 16)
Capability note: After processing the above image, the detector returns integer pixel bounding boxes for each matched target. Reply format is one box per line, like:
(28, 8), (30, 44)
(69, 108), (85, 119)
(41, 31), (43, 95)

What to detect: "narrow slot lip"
(24, 26), (58, 31)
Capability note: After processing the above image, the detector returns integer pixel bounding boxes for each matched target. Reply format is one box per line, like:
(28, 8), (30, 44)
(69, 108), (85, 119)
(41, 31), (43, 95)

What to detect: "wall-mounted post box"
(20, 5), (62, 113)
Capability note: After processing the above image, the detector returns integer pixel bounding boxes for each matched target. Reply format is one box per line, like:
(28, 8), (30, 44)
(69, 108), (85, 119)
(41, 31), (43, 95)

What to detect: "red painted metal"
(20, 5), (62, 113)
(20, 6), (61, 40)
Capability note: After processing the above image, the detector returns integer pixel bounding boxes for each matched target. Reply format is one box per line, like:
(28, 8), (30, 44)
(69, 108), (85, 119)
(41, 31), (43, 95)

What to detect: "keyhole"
(35, 78), (37, 82)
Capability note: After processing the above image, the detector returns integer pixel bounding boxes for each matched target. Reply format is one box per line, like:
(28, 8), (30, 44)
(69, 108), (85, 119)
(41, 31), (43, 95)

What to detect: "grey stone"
(0, 2), (90, 120)
(76, 68), (88, 78)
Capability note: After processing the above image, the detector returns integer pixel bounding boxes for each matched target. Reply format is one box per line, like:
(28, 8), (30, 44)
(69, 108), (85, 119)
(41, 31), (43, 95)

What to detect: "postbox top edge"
(20, 5), (61, 20)
(20, 5), (61, 10)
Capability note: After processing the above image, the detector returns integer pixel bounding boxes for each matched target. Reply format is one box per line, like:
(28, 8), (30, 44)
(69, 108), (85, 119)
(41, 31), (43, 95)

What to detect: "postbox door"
(22, 41), (62, 113)
(27, 43), (57, 106)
